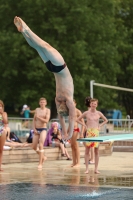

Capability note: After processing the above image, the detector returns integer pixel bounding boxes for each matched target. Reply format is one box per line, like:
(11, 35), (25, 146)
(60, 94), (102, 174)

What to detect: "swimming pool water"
(0, 183), (132, 200)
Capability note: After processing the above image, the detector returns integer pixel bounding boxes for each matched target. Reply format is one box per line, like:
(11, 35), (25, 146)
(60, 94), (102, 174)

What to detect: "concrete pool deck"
(0, 152), (133, 188)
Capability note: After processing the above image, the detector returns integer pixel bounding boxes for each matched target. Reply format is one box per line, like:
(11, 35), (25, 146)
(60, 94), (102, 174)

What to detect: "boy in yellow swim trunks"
(77, 98), (108, 174)
(86, 128), (99, 148)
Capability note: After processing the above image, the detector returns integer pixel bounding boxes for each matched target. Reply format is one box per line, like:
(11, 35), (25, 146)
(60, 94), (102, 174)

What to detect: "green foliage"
(0, 0), (133, 117)
(115, 0), (133, 117)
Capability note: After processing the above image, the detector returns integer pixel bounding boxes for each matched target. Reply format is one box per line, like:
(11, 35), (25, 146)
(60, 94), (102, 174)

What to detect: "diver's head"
(58, 103), (69, 116)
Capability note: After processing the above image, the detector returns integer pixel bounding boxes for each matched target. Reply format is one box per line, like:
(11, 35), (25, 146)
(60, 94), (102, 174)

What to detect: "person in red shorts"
(69, 100), (84, 167)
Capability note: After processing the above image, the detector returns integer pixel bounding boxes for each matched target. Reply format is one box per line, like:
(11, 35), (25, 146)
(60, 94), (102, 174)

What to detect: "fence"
(8, 117), (33, 137)
(8, 117), (133, 138)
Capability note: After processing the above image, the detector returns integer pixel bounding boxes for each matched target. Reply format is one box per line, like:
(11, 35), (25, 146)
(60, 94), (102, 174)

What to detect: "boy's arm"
(99, 112), (108, 129)
(66, 99), (75, 140)
(36, 108), (51, 123)
(77, 109), (85, 138)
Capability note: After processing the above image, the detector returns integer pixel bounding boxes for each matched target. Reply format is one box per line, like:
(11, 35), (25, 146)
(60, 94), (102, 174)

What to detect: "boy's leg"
(89, 147), (95, 164)
(32, 134), (40, 164)
(21, 32), (49, 63)
(64, 148), (71, 159)
(84, 146), (90, 174)
(14, 16), (64, 65)
(24, 27), (64, 65)
(0, 130), (6, 171)
(71, 132), (80, 166)
(59, 143), (65, 155)
(94, 147), (100, 174)
(38, 130), (47, 169)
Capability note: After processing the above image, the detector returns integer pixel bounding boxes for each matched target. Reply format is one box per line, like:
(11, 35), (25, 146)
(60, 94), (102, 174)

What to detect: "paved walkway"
(1, 152), (133, 188)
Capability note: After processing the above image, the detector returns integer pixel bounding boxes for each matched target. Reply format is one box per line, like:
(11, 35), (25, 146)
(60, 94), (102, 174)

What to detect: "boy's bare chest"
(36, 109), (47, 118)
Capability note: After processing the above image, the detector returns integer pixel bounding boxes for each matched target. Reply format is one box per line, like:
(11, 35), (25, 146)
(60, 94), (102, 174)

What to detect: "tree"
(0, 0), (132, 118)
(115, 0), (133, 118)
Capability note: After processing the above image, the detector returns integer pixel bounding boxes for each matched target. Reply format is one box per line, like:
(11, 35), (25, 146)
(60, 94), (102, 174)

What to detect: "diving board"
(77, 134), (133, 142)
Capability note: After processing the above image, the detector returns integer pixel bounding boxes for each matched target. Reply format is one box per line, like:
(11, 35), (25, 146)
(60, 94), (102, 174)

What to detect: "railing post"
(90, 80), (95, 98)
(126, 115), (130, 132)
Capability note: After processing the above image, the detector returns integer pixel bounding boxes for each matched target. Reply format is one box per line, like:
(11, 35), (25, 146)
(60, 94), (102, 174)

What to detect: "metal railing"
(8, 117), (33, 137)
(8, 117), (133, 137)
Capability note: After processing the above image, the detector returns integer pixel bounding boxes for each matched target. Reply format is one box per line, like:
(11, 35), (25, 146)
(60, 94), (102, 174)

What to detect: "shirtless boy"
(77, 98), (108, 174)
(70, 100), (84, 167)
(32, 97), (50, 169)
(14, 16), (75, 140)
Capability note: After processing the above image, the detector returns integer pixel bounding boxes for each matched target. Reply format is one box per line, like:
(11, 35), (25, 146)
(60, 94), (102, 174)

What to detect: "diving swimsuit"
(45, 61), (66, 73)
(36, 128), (47, 134)
(0, 115), (4, 136)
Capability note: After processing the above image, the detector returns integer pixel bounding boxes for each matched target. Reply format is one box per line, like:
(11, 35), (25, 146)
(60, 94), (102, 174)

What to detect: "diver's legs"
(14, 16), (64, 65)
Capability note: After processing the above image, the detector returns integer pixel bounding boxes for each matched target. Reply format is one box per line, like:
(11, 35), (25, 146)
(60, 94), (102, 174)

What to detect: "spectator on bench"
(45, 122), (71, 160)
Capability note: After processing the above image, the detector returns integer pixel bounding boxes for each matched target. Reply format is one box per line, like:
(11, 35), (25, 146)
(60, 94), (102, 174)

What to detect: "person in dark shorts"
(14, 16), (75, 141)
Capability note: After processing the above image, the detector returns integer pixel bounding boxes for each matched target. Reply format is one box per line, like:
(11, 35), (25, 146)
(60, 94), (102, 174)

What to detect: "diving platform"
(77, 133), (133, 142)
